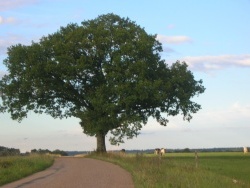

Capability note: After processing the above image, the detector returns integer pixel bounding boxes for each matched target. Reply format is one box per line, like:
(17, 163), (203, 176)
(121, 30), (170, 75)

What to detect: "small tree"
(0, 14), (205, 152)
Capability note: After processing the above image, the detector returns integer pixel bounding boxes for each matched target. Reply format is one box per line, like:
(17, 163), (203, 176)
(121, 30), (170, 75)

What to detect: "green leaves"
(0, 13), (205, 147)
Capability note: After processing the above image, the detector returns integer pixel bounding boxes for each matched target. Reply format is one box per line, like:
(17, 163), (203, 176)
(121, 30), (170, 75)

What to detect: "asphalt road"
(1, 157), (134, 188)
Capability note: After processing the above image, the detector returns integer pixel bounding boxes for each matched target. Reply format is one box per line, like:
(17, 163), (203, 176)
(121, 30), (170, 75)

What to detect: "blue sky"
(0, 0), (250, 152)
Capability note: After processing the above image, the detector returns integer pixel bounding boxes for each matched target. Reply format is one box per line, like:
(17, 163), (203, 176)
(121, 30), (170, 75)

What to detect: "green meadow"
(0, 154), (54, 186)
(89, 152), (250, 188)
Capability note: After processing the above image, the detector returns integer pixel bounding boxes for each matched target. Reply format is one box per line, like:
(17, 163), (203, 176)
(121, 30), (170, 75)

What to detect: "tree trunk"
(96, 132), (106, 153)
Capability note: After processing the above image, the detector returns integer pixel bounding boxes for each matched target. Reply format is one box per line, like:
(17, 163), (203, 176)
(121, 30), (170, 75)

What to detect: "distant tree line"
(31, 149), (68, 156)
(0, 146), (20, 156)
(0, 146), (68, 156)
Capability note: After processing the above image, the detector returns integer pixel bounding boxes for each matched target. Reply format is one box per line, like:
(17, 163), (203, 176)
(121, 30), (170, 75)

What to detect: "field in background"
(89, 152), (250, 188)
(0, 154), (54, 186)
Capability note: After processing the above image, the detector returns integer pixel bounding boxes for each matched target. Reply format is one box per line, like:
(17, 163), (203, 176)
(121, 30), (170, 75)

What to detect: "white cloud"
(0, 0), (38, 11)
(133, 102), (250, 149)
(157, 34), (192, 44)
(0, 16), (17, 24)
(182, 54), (250, 72)
(162, 46), (175, 53)
(196, 102), (250, 128)
(230, 102), (250, 118)
(145, 102), (250, 132)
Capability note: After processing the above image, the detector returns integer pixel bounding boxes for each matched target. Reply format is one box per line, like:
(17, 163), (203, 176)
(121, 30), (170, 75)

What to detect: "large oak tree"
(0, 14), (205, 152)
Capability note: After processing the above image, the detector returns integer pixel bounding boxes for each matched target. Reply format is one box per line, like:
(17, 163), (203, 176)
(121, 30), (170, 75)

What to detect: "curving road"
(1, 157), (134, 188)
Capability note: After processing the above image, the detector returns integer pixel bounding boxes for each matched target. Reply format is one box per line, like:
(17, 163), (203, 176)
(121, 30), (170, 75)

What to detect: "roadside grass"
(0, 154), (54, 186)
(89, 152), (250, 188)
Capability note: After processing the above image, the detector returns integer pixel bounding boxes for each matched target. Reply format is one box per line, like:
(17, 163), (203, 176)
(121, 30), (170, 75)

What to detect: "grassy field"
(1, 152), (249, 187)
(0, 154), (54, 186)
(89, 152), (250, 188)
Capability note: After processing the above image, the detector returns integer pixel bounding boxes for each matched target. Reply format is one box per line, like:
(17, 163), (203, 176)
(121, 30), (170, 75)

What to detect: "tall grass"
(89, 152), (250, 188)
(0, 154), (54, 186)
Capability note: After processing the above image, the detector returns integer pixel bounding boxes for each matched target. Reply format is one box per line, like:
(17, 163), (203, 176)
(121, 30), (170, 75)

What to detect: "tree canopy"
(0, 13), (205, 152)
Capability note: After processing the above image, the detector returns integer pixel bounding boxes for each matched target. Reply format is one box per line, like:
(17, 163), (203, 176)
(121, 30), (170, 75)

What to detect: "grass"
(0, 154), (54, 186)
(88, 152), (250, 188)
(1, 152), (249, 187)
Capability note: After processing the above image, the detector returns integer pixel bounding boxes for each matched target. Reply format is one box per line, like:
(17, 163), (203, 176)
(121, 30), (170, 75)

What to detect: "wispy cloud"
(230, 102), (250, 118)
(0, 16), (17, 24)
(0, 0), (38, 11)
(183, 54), (250, 72)
(198, 102), (250, 128)
(162, 46), (175, 53)
(157, 34), (192, 44)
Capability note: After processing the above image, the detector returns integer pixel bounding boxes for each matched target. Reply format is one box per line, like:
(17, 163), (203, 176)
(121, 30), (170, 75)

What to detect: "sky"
(0, 0), (250, 153)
